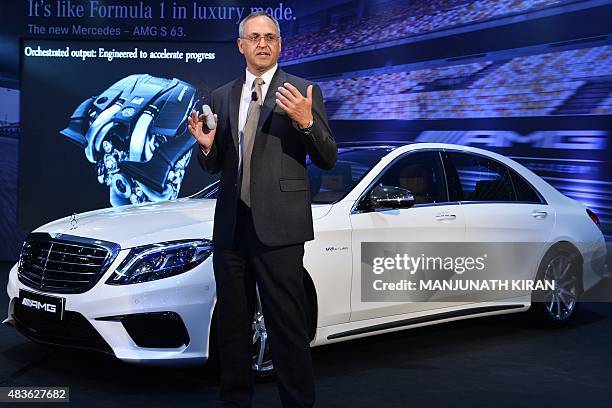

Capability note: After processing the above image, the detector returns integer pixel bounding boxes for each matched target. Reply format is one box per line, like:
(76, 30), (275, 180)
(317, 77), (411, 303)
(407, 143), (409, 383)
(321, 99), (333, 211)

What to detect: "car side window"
(510, 170), (544, 203)
(447, 152), (515, 202)
(374, 151), (448, 205)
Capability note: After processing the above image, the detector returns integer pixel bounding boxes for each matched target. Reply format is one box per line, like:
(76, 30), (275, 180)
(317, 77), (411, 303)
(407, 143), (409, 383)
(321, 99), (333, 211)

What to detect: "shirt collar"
(245, 64), (278, 90)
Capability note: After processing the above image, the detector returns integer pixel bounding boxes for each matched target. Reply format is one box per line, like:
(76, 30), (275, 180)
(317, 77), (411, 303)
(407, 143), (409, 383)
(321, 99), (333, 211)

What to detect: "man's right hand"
(187, 109), (218, 152)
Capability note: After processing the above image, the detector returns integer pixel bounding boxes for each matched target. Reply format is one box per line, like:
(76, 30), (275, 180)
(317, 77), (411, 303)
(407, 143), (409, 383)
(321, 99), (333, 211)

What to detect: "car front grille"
(18, 232), (120, 294)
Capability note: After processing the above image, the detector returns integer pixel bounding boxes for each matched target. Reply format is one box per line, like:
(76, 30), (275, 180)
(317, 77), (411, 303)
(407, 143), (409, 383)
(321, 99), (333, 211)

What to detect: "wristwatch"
(200, 144), (211, 156)
(297, 119), (314, 134)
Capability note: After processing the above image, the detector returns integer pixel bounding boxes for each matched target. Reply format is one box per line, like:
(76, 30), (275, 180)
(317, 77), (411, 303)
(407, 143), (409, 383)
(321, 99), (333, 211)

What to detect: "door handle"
(435, 213), (457, 222)
(531, 210), (548, 219)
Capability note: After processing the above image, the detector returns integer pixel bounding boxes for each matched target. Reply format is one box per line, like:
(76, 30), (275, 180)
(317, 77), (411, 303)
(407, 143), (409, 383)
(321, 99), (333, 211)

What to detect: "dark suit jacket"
(197, 67), (337, 248)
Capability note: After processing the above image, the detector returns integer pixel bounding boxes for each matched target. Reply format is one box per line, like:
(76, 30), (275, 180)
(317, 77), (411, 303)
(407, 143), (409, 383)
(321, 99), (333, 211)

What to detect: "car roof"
(336, 141), (508, 159)
(337, 141), (409, 149)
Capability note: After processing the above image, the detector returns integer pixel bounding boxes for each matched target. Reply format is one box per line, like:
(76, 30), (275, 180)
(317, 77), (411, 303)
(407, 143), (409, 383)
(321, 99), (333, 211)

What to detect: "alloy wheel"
(251, 285), (274, 375)
(542, 254), (577, 321)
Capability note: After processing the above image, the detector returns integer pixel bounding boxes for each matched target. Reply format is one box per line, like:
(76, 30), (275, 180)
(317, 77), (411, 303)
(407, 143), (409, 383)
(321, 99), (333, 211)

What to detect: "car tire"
(528, 243), (582, 328)
(209, 279), (315, 380)
(206, 288), (276, 380)
(252, 275), (317, 380)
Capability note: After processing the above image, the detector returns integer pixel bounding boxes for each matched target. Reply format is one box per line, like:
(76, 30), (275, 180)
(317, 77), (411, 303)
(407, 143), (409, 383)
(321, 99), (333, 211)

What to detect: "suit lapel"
(250, 68), (286, 166)
(257, 67), (286, 137)
(228, 74), (244, 156)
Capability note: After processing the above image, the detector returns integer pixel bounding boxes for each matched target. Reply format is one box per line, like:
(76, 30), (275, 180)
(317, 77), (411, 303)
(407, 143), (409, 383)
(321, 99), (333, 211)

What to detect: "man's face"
(238, 15), (282, 74)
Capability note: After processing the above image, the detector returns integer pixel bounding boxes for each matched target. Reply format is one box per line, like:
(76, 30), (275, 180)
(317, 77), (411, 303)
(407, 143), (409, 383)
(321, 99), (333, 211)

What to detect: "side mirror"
(369, 185), (415, 209)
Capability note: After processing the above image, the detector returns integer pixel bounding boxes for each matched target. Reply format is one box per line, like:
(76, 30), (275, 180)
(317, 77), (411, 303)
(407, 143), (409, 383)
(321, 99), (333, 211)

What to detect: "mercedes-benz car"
(4, 142), (608, 376)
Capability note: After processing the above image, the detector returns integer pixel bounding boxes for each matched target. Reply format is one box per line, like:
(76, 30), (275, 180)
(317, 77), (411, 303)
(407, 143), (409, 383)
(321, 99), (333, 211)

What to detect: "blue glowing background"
(1, 0), (611, 260)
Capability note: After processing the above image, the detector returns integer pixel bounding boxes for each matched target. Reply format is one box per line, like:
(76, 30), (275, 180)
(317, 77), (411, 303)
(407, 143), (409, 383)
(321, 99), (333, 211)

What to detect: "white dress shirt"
(239, 64), (277, 134)
(236, 64), (278, 168)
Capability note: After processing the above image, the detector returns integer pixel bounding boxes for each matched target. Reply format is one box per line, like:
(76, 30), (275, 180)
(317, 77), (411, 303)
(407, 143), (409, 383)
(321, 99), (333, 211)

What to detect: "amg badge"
(21, 297), (57, 313)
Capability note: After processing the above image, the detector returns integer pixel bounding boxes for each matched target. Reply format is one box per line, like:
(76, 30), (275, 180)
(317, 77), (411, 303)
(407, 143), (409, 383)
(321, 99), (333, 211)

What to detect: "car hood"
(34, 198), (333, 249)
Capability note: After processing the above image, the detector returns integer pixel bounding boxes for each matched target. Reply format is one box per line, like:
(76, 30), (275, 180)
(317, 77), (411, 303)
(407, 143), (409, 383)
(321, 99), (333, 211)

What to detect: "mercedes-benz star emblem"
(69, 213), (78, 230)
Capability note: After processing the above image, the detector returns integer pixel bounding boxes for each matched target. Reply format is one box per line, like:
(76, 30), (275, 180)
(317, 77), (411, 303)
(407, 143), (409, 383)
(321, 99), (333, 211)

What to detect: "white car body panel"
(349, 203), (468, 321)
(307, 201), (353, 327)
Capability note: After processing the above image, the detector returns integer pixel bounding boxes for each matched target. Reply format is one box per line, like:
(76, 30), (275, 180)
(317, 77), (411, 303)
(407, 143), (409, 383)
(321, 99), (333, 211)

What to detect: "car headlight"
(106, 239), (213, 285)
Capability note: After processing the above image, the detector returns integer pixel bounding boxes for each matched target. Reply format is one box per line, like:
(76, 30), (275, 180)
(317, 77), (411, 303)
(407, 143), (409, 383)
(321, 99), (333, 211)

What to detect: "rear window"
(447, 152), (515, 202)
(510, 170), (544, 203)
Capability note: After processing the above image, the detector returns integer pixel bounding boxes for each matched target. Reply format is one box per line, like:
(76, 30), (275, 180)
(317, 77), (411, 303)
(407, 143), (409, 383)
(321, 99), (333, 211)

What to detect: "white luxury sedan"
(4, 142), (609, 376)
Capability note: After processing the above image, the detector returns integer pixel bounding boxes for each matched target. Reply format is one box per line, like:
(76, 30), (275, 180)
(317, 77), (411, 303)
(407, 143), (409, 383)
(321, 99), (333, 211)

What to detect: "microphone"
(201, 104), (216, 130)
(251, 91), (258, 102)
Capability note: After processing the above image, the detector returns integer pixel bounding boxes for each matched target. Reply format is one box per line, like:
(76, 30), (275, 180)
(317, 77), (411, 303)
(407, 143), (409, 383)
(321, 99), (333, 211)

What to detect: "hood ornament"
(69, 212), (78, 230)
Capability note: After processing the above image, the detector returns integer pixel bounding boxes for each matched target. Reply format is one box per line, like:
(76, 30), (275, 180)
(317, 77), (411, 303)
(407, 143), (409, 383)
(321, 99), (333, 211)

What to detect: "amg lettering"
(21, 298), (57, 313)
(416, 130), (608, 150)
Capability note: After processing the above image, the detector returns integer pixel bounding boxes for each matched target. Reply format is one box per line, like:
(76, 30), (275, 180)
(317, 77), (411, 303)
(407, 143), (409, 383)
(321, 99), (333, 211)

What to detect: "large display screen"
(3, 0), (611, 261)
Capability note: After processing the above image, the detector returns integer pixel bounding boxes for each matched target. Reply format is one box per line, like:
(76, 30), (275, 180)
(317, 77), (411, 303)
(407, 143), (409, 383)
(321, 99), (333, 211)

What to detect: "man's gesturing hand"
(275, 82), (314, 129)
(187, 109), (218, 151)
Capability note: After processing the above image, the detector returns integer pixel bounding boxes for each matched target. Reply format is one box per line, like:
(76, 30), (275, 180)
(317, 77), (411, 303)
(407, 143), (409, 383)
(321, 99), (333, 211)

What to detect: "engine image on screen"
(18, 39), (243, 231)
(60, 74), (197, 206)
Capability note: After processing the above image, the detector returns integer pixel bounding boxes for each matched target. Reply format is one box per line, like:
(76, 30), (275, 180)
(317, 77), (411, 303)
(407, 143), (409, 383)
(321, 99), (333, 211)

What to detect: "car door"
(349, 150), (468, 322)
(442, 150), (555, 300)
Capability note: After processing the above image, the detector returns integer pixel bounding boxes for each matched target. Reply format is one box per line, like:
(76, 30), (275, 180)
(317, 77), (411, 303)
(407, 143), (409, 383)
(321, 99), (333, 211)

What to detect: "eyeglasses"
(240, 33), (281, 44)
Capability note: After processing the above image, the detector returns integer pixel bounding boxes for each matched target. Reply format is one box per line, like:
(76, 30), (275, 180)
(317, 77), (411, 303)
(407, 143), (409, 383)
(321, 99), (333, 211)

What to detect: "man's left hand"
(275, 83), (314, 129)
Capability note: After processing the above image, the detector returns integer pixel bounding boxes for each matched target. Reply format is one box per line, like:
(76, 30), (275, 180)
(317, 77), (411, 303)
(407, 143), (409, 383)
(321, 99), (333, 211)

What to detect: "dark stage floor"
(1, 261), (611, 407)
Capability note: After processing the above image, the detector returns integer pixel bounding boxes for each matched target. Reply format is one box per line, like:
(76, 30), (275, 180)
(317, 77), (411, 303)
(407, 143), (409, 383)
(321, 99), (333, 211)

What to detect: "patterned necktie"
(239, 77), (264, 207)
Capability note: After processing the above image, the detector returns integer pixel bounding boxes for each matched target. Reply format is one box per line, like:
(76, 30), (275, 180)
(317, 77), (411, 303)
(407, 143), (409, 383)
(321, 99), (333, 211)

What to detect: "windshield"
(193, 147), (393, 204)
(308, 147), (392, 203)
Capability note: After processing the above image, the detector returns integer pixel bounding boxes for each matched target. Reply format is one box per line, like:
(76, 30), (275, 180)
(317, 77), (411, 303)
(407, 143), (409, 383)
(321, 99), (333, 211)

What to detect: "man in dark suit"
(187, 11), (337, 408)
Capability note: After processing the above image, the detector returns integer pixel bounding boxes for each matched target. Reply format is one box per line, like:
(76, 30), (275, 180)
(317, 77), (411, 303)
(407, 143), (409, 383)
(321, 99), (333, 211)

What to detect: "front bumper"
(5, 250), (217, 366)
